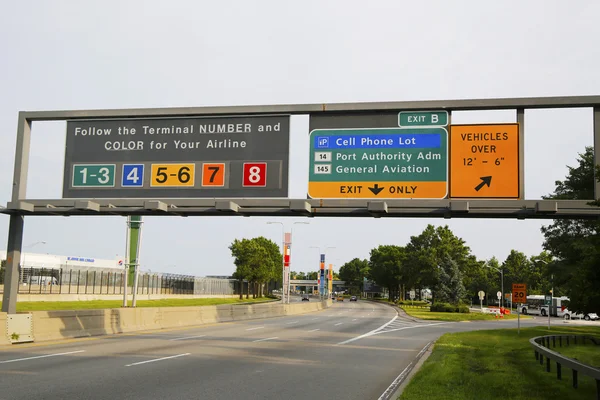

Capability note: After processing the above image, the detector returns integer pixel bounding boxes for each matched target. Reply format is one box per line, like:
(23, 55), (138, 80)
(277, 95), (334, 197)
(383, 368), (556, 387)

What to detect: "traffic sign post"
(62, 115), (290, 198)
(512, 283), (527, 334)
(449, 124), (520, 198)
(478, 290), (485, 311)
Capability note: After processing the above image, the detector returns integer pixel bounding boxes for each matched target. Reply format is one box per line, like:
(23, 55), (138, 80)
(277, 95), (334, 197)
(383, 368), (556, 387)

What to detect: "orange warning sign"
(449, 124), (519, 198)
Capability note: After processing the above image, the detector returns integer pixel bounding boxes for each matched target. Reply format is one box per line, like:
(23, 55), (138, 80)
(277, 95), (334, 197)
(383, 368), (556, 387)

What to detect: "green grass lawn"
(555, 340), (600, 368)
(0, 297), (277, 312)
(399, 326), (600, 400)
(401, 306), (525, 322)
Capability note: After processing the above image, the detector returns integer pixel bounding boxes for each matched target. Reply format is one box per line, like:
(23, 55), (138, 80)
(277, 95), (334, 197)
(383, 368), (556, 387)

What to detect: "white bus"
(520, 295), (598, 320)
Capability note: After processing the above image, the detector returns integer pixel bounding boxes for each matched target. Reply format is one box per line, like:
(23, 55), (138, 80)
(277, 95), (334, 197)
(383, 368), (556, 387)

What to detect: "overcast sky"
(1, 1), (599, 276)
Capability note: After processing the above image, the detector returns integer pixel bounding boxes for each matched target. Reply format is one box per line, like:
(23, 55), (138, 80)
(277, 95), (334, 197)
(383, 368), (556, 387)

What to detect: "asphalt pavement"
(0, 299), (542, 400)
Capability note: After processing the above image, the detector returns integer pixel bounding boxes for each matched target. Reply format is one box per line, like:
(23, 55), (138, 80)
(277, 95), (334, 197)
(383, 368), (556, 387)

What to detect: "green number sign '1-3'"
(72, 164), (116, 187)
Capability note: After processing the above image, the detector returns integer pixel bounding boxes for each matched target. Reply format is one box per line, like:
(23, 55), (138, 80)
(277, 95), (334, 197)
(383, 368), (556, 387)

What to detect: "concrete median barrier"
(1, 299), (332, 344)
(0, 313), (9, 345)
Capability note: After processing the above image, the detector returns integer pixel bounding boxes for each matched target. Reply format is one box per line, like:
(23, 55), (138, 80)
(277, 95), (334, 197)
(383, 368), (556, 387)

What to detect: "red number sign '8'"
(242, 162), (267, 187)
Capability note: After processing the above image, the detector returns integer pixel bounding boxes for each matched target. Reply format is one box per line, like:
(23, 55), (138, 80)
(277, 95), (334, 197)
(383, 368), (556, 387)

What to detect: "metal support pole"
(500, 269), (504, 309)
(594, 107), (600, 200)
(123, 216), (130, 307)
(131, 219), (144, 308)
(517, 108), (525, 199)
(1, 215), (25, 314)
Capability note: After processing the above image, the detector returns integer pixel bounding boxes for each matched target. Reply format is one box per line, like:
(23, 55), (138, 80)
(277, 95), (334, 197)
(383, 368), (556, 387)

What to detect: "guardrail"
(530, 334), (600, 399)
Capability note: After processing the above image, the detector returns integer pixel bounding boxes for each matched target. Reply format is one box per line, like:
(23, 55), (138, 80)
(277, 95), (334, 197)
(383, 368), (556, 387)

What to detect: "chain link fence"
(0, 265), (243, 296)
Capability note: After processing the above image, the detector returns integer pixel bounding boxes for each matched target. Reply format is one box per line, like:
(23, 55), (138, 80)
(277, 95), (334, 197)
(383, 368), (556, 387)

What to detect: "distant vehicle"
(301, 294), (309, 301)
(521, 295), (598, 320)
(336, 296), (344, 301)
(350, 296), (357, 302)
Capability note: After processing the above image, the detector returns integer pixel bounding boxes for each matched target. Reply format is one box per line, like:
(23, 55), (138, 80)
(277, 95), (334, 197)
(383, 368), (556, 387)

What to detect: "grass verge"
(399, 325), (600, 400)
(555, 340), (600, 367)
(401, 306), (526, 322)
(0, 297), (277, 312)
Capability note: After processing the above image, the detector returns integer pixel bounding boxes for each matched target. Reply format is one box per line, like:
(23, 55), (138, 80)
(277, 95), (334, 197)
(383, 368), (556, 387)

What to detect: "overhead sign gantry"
(2, 95), (600, 315)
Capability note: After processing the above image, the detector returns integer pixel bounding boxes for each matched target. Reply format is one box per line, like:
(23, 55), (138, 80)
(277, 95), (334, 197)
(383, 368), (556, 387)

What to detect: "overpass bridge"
(289, 279), (347, 294)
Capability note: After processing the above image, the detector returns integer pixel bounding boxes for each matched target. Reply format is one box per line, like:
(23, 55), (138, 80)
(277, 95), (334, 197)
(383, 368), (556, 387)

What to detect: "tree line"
(229, 146), (600, 313)
(338, 225), (554, 305)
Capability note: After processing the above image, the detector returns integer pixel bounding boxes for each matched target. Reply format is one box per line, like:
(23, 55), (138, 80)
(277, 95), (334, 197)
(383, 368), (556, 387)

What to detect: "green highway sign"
(399, 110), (448, 127)
(308, 127), (448, 199)
(72, 164), (116, 188)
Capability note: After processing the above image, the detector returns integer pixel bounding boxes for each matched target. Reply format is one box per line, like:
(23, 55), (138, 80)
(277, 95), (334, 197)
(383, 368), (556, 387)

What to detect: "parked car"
(336, 296), (344, 301)
(350, 296), (357, 302)
(301, 294), (309, 301)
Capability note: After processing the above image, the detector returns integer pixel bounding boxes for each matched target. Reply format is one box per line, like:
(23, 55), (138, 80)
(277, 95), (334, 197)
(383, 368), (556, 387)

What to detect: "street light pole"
(484, 263), (504, 309)
(288, 222), (309, 303)
(267, 222), (285, 303)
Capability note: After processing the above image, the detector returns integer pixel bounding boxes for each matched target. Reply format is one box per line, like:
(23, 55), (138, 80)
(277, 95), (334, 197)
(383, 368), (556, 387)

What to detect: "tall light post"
(309, 245), (336, 299)
(484, 262), (504, 309)
(267, 221), (310, 304)
(21, 241), (47, 284)
(536, 259), (551, 328)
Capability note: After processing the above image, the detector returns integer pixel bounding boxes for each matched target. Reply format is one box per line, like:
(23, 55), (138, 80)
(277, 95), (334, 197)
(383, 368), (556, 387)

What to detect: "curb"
(379, 340), (435, 400)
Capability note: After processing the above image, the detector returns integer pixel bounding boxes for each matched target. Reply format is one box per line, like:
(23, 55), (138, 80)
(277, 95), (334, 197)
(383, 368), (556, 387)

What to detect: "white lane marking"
(352, 319), (357, 321)
(246, 326), (265, 331)
(169, 335), (206, 341)
(0, 350), (85, 364)
(286, 321), (299, 325)
(308, 329), (320, 332)
(336, 315), (398, 345)
(334, 322), (343, 326)
(378, 342), (432, 400)
(373, 322), (450, 335)
(253, 337), (278, 343)
(125, 353), (190, 367)
(311, 318), (319, 321)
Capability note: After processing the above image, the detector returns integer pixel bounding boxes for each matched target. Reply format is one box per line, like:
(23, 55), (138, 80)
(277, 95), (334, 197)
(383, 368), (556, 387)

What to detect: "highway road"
(0, 300), (540, 400)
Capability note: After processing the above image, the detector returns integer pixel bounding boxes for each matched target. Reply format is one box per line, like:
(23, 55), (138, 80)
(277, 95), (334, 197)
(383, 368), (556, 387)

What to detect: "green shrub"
(397, 300), (429, 306)
(430, 302), (470, 313)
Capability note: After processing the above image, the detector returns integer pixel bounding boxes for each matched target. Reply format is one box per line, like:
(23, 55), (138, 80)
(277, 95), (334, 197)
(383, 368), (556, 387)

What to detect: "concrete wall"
(2, 300), (332, 344)
(0, 313), (8, 345)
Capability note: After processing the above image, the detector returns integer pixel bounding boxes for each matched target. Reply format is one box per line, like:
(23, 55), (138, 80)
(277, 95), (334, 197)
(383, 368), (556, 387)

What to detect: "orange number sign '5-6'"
(512, 283), (527, 304)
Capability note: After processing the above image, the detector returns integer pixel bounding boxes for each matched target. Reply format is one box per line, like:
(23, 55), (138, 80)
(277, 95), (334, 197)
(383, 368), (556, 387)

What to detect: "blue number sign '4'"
(122, 164), (144, 187)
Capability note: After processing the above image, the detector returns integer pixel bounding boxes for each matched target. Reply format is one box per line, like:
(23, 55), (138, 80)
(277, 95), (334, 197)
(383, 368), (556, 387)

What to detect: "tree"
(368, 245), (405, 301)
(229, 236), (281, 299)
(435, 254), (466, 305)
(339, 258), (369, 292)
(405, 225), (476, 302)
(540, 146), (600, 313)
(468, 257), (499, 305)
(502, 250), (531, 291)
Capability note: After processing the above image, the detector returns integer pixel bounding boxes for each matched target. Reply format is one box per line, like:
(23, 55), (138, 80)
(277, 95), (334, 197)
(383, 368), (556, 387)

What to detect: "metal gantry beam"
(2, 198), (600, 219)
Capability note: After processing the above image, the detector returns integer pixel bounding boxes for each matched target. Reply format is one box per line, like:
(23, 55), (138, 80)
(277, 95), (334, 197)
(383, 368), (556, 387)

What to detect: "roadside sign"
(63, 115), (290, 198)
(545, 295), (552, 305)
(496, 291), (502, 300)
(449, 124), (519, 198)
(308, 127), (448, 199)
(478, 290), (485, 300)
(512, 283), (527, 303)
(409, 290), (415, 300)
(398, 111), (448, 127)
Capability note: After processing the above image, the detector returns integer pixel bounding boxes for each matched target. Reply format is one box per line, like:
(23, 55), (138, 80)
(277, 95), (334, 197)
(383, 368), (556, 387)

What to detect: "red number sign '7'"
(242, 162), (267, 187)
